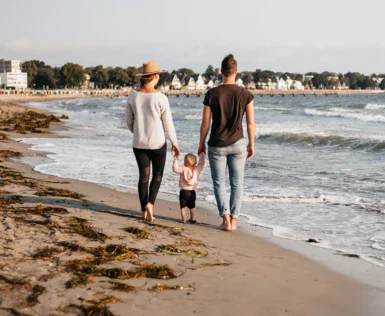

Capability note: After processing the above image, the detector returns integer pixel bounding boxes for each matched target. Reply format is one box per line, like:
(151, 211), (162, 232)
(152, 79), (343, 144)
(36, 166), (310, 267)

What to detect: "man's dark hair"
(221, 54), (237, 77)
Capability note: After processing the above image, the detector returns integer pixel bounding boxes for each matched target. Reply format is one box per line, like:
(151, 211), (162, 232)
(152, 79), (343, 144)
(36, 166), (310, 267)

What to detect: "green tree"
(91, 65), (109, 88)
(35, 68), (57, 89)
(60, 63), (86, 88)
(204, 65), (215, 79)
(176, 68), (195, 76)
(253, 69), (275, 83)
(312, 73), (329, 89)
(379, 79), (385, 90)
(125, 66), (138, 86)
(356, 76), (376, 90)
(240, 72), (253, 85)
(22, 60), (47, 87)
(108, 67), (129, 87)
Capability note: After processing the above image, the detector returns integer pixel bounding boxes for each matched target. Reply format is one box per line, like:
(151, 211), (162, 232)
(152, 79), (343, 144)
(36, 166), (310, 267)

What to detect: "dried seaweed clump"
(99, 263), (177, 280)
(27, 285), (46, 306)
(123, 226), (149, 239)
(15, 218), (62, 231)
(0, 110), (61, 134)
(60, 114), (69, 119)
(0, 195), (22, 207)
(91, 244), (148, 260)
(143, 221), (184, 236)
(65, 274), (94, 289)
(0, 132), (9, 141)
(148, 283), (195, 292)
(109, 281), (136, 292)
(156, 244), (207, 258)
(59, 303), (114, 316)
(9, 204), (68, 215)
(0, 274), (28, 286)
(67, 217), (108, 241)
(32, 247), (63, 260)
(35, 186), (85, 199)
(191, 262), (232, 270)
(57, 241), (88, 252)
(0, 150), (23, 159)
(174, 238), (204, 247)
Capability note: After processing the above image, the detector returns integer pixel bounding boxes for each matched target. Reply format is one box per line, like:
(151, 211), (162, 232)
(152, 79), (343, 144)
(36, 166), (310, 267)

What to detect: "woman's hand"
(198, 143), (206, 155)
(171, 145), (180, 159)
(246, 143), (254, 160)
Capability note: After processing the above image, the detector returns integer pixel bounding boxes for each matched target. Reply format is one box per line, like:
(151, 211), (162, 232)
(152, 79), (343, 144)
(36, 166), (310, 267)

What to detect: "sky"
(1, 0), (385, 74)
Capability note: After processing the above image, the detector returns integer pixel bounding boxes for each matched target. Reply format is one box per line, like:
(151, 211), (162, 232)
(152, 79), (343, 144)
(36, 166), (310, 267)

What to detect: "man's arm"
(245, 101), (256, 160)
(198, 106), (211, 154)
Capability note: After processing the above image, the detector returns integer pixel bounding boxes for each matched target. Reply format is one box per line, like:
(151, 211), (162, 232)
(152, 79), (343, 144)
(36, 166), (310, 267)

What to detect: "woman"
(126, 61), (179, 221)
(198, 54), (255, 231)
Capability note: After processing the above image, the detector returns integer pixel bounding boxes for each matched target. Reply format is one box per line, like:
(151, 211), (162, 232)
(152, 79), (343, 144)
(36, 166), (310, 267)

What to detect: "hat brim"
(135, 70), (168, 77)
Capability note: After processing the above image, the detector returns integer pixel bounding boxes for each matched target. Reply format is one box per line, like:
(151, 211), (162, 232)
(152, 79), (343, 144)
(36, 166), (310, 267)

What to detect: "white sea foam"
(254, 107), (290, 111)
(365, 103), (385, 110)
(304, 108), (385, 123)
(185, 115), (202, 120)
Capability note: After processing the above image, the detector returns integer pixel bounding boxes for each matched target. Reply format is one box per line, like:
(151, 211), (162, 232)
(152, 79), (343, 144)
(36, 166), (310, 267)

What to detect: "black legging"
(133, 143), (167, 212)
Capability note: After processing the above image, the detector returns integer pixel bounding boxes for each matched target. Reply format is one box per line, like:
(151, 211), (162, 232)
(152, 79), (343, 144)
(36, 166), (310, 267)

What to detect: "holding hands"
(172, 145), (180, 159)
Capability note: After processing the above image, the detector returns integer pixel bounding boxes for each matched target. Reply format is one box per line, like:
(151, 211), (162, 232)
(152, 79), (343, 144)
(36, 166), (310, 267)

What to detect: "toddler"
(173, 152), (205, 223)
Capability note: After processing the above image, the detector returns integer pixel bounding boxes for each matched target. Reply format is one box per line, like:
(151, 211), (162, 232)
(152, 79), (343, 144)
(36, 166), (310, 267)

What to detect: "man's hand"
(246, 143), (254, 160)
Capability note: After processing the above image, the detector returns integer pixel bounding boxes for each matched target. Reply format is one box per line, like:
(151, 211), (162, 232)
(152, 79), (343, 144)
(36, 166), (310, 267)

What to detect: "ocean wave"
(365, 103), (385, 110)
(244, 194), (326, 204)
(254, 107), (290, 111)
(304, 108), (385, 123)
(258, 132), (385, 151)
(185, 115), (202, 120)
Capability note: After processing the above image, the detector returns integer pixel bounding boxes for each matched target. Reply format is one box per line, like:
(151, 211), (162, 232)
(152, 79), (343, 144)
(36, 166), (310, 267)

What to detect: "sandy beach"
(0, 99), (383, 316)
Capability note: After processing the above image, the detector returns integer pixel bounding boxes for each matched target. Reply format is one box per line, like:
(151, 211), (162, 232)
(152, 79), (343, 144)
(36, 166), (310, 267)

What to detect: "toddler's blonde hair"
(184, 153), (197, 167)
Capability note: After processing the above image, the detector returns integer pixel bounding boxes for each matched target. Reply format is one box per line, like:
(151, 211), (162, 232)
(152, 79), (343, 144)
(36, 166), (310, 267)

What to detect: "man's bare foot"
(180, 208), (187, 223)
(219, 215), (232, 231)
(145, 203), (155, 222)
(231, 218), (237, 231)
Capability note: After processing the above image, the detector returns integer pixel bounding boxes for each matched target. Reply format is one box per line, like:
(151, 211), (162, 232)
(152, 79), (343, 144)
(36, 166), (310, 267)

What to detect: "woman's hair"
(184, 153), (197, 167)
(221, 54), (237, 77)
(139, 73), (157, 87)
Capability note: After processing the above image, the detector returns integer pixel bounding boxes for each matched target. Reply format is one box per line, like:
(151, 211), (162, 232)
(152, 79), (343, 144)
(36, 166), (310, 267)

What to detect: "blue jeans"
(208, 138), (247, 219)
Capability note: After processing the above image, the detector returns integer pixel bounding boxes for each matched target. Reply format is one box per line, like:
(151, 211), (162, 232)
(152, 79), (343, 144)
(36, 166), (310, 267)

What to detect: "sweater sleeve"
(126, 98), (134, 133)
(160, 96), (178, 146)
(172, 159), (183, 174)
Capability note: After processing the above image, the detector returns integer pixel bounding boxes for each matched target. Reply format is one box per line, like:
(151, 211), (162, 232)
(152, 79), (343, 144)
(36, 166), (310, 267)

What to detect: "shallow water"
(18, 94), (385, 268)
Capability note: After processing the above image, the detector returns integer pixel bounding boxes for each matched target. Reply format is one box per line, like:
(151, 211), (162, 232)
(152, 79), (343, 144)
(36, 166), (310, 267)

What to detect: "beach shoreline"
(0, 98), (384, 315)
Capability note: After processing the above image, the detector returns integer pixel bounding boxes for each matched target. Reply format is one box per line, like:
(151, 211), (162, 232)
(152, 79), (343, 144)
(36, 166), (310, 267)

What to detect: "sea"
(17, 93), (385, 268)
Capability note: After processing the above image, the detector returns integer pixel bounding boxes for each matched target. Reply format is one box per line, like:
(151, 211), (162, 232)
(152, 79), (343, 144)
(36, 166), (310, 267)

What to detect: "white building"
(0, 59), (28, 89)
(235, 78), (244, 87)
(192, 74), (206, 90)
(206, 79), (214, 89)
(184, 77), (196, 90)
(171, 74), (182, 90)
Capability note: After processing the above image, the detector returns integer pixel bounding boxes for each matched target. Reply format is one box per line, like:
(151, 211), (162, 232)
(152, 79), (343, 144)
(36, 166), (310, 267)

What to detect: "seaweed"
(0, 150), (23, 159)
(65, 274), (94, 289)
(156, 244), (207, 258)
(0, 132), (9, 141)
(0, 308), (32, 316)
(174, 238), (204, 247)
(32, 247), (63, 260)
(14, 218), (62, 231)
(57, 241), (88, 252)
(59, 303), (114, 316)
(67, 216), (108, 241)
(81, 296), (122, 305)
(35, 186), (85, 199)
(91, 244), (148, 260)
(8, 204), (68, 215)
(0, 274), (28, 285)
(109, 281), (136, 292)
(60, 115), (69, 119)
(123, 226), (149, 239)
(98, 264), (177, 280)
(0, 195), (22, 207)
(148, 283), (195, 292)
(27, 285), (46, 306)
(142, 221), (184, 236)
(190, 262), (232, 270)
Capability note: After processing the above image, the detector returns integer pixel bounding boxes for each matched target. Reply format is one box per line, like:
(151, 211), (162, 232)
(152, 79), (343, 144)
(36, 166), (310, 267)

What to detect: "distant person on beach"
(126, 61), (180, 222)
(198, 54), (255, 231)
(173, 152), (206, 223)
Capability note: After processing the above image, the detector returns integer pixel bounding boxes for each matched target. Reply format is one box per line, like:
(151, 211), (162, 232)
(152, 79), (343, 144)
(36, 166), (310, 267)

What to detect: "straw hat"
(136, 61), (167, 76)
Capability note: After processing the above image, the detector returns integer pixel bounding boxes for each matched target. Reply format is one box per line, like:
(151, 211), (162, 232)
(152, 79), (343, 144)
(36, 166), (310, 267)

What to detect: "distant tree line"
(21, 60), (385, 90)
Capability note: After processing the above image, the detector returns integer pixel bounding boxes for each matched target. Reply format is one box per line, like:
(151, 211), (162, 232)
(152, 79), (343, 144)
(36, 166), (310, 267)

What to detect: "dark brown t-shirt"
(203, 84), (254, 147)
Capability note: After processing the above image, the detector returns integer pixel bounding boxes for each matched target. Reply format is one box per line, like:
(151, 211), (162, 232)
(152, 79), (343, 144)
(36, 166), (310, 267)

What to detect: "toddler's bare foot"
(142, 211), (148, 220)
(231, 218), (237, 231)
(145, 203), (155, 222)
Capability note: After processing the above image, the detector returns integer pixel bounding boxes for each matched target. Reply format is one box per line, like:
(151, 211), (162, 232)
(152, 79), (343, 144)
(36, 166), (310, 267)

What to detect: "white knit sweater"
(126, 91), (178, 149)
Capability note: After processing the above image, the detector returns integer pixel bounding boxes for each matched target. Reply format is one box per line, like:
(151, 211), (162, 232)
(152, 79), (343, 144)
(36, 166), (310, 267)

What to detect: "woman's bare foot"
(180, 208), (187, 223)
(219, 215), (232, 231)
(231, 218), (237, 231)
(145, 203), (155, 222)
(142, 210), (148, 220)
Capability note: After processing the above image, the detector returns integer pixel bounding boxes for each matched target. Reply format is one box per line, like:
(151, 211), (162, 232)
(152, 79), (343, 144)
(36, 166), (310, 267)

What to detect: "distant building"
(171, 74), (182, 90)
(191, 74), (206, 90)
(206, 79), (214, 89)
(235, 78), (244, 87)
(183, 76), (196, 90)
(0, 59), (28, 89)
(303, 75), (314, 83)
